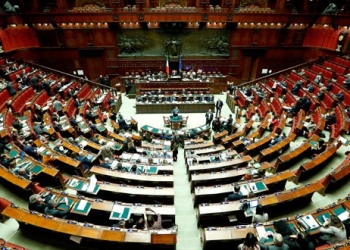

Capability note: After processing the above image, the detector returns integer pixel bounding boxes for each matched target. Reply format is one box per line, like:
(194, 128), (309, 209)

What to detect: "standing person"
(215, 98), (223, 117)
(172, 106), (179, 117)
(172, 142), (178, 162)
(53, 99), (64, 116)
(205, 109), (214, 126)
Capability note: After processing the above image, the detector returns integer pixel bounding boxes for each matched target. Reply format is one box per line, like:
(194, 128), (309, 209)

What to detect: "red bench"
(62, 81), (78, 99)
(236, 90), (248, 109)
(31, 91), (50, 113)
(0, 88), (12, 111)
(270, 97), (283, 116)
(65, 99), (77, 118)
(323, 60), (347, 75)
(8, 66), (31, 82)
(310, 64), (334, 80)
(101, 91), (112, 110)
(77, 84), (92, 100)
(331, 105), (350, 139)
(257, 100), (270, 118)
(334, 56), (350, 69)
(10, 87), (35, 115)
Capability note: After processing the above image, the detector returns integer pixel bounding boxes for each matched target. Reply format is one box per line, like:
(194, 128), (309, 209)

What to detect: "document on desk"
(239, 185), (249, 196)
(37, 147), (46, 153)
(301, 215), (318, 229)
(248, 182), (258, 192)
(87, 177), (97, 193)
(80, 140), (88, 148)
(338, 211), (350, 221)
(76, 200), (88, 211)
(256, 226), (267, 239)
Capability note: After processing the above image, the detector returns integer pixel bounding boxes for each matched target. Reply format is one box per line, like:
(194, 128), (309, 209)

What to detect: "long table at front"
(1, 205), (176, 245)
(136, 102), (215, 114)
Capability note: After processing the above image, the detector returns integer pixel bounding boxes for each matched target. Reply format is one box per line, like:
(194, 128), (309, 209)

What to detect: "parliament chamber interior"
(1, 0), (350, 249)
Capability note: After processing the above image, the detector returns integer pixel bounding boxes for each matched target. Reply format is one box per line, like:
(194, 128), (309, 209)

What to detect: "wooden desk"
(213, 130), (228, 145)
(1, 205), (176, 245)
(185, 141), (214, 150)
(189, 155), (252, 173)
(221, 119), (254, 147)
(90, 166), (174, 186)
(275, 134), (319, 173)
(244, 133), (276, 156)
(187, 145), (225, 157)
(257, 133), (296, 162)
(0, 166), (31, 190)
(191, 162), (270, 188)
(136, 102), (215, 114)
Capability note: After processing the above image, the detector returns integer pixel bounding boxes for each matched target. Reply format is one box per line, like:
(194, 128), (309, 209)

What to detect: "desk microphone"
(154, 200), (163, 205)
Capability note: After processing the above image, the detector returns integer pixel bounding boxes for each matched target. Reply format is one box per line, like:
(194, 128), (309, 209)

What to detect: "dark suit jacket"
(6, 83), (16, 96)
(216, 100), (223, 109)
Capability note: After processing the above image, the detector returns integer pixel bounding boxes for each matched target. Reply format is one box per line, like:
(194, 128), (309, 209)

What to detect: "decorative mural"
(116, 29), (229, 57)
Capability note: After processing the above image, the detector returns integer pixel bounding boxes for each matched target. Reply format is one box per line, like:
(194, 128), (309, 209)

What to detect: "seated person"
(77, 152), (93, 171)
(319, 215), (346, 245)
(85, 110), (95, 122)
(44, 199), (70, 219)
(143, 208), (162, 230)
(12, 166), (33, 180)
(101, 157), (113, 169)
(187, 129), (197, 139)
(260, 233), (289, 250)
(69, 115), (78, 127)
(0, 154), (17, 168)
(23, 140), (41, 161)
(316, 88), (325, 101)
(88, 120), (99, 134)
(269, 116), (279, 131)
(118, 115), (129, 131)
(283, 231), (315, 250)
(225, 185), (246, 201)
(335, 90), (344, 103)
(325, 111), (336, 127)
(238, 232), (260, 250)
(12, 118), (23, 131)
(251, 204), (269, 223)
(90, 134), (100, 144)
(28, 194), (48, 213)
(311, 139), (326, 156)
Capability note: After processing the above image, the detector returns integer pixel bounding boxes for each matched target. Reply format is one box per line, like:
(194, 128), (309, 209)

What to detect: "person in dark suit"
(28, 194), (47, 213)
(0, 154), (17, 168)
(205, 109), (213, 126)
(325, 111), (336, 126)
(44, 199), (69, 219)
(88, 120), (99, 134)
(291, 81), (302, 95)
(31, 75), (40, 92)
(41, 80), (51, 96)
(226, 185), (246, 201)
(85, 110), (95, 122)
(215, 99), (223, 117)
(77, 152), (93, 171)
(283, 232), (315, 250)
(12, 118), (23, 130)
(172, 106), (179, 117)
(100, 158), (112, 169)
(212, 118), (221, 133)
(23, 140), (41, 161)
(69, 115), (78, 127)
(335, 91), (344, 103)
(6, 81), (16, 96)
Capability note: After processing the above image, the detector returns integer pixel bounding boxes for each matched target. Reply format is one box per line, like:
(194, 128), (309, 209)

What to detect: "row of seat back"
(331, 105), (350, 139)
(31, 90), (50, 113)
(298, 89), (319, 111)
(270, 97), (283, 116)
(334, 56), (350, 68)
(323, 60), (347, 75)
(245, 103), (255, 120)
(236, 90), (247, 108)
(328, 81), (350, 107)
(310, 64), (334, 81)
(76, 84), (92, 99)
(0, 83), (19, 111)
(285, 91), (297, 106)
(101, 91), (112, 110)
(288, 71), (309, 84)
(311, 107), (326, 135)
(4, 110), (15, 140)
(291, 110), (305, 134)
(65, 98), (76, 118)
(7, 66), (31, 82)
(312, 84), (336, 110)
(257, 99), (269, 118)
(10, 86), (35, 115)
(62, 81), (78, 99)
